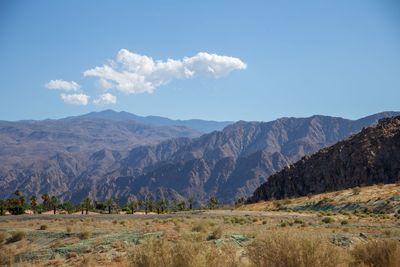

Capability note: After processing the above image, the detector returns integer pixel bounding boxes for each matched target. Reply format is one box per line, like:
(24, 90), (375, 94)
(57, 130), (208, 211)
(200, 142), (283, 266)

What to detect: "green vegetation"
(0, 190), (212, 216)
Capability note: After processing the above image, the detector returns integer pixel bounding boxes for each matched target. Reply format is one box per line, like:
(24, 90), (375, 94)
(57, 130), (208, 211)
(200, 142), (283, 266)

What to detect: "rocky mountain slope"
(0, 111), (398, 204)
(249, 116), (400, 203)
(88, 112), (400, 204)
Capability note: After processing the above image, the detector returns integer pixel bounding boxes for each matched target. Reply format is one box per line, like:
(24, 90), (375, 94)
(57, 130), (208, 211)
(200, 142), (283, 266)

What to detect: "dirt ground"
(0, 206), (399, 266)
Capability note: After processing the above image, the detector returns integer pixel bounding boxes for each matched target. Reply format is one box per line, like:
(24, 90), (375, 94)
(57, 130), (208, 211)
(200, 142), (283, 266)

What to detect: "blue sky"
(0, 0), (399, 122)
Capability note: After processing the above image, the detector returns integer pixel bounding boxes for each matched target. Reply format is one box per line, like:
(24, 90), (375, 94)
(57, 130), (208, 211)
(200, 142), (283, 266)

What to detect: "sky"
(0, 0), (399, 122)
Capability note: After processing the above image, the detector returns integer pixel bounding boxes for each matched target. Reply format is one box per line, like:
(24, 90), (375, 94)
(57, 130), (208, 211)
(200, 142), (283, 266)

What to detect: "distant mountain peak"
(75, 110), (233, 133)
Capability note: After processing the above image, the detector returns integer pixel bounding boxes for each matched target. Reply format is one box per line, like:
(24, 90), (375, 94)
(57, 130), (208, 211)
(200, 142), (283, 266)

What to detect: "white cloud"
(61, 93), (90, 105)
(45, 79), (80, 91)
(96, 78), (114, 90)
(93, 93), (117, 106)
(83, 49), (247, 94)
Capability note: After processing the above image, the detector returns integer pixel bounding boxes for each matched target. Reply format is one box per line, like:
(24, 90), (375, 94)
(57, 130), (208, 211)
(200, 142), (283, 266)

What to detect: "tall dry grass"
(246, 231), (347, 267)
(350, 239), (400, 267)
(128, 237), (240, 267)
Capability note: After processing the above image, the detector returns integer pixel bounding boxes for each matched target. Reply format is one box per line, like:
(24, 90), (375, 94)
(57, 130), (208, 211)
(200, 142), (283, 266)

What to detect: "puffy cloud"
(45, 79), (80, 91)
(84, 49), (247, 94)
(93, 93), (117, 106)
(96, 78), (114, 90)
(61, 93), (90, 105)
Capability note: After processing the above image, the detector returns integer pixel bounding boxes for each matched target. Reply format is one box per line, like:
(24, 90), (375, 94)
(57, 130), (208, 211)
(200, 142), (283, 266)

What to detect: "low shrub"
(352, 187), (361, 195)
(6, 231), (26, 244)
(322, 217), (334, 224)
(39, 225), (48, 230)
(78, 230), (91, 240)
(208, 227), (223, 240)
(294, 219), (304, 224)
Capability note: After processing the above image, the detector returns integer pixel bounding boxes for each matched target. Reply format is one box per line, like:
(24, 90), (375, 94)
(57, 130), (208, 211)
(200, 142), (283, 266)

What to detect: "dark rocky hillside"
(249, 116), (400, 203)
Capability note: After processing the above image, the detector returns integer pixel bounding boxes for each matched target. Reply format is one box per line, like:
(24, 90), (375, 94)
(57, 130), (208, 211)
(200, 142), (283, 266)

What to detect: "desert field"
(1, 187), (400, 267)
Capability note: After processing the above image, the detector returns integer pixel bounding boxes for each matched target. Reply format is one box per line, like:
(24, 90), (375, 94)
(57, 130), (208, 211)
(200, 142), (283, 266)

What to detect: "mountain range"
(71, 109), (233, 133)
(0, 110), (398, 204)
(249, 115), (400, 203)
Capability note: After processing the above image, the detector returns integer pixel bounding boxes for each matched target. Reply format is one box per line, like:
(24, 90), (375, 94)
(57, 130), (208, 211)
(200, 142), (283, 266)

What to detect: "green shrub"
(340, 220), (348, 225)
(39, 224), (48, 230)
(78, 231), (91, 240)
(294, 219), (304, 224)
(322, 217), (334, 224)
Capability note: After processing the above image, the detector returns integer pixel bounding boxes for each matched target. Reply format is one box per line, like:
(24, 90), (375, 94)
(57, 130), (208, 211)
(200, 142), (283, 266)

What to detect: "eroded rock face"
(93, 113), (400, 204)
(249, 116), (400, 203)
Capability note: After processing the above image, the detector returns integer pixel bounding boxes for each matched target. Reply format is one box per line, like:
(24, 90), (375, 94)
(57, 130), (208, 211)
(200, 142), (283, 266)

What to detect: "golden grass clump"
(0, 248), (13, 266)
(246, 231), (346, 267)
(128, 237), (240, 267)
(191, 221), (208, 233)
(207, 226), (223, 240)
(0, 232), (7, 245)
(350, 239), (400, 267)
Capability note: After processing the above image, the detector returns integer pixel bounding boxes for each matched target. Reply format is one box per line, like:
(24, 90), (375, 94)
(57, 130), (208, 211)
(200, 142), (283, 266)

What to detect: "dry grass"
(0, 232), (7, 244)
(247, 231), (347, 267)
(0, 248), (13, 266)
(128, 237), (239, 267)
(208, 226), (223, 240)
(243, 183), (400, 211)
(78, 230), (92, 240)
(0, 190), (399, 267)
(350, 239), (400, 267)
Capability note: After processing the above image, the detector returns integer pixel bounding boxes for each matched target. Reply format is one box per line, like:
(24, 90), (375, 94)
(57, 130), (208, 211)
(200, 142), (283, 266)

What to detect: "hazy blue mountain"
(72, 109), (233, 133)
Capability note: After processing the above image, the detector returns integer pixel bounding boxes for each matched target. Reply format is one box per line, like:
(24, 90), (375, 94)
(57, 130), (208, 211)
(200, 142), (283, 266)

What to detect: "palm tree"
(50, 196), (59, 214)
(84, 197), (91, 215)
(106, 198), (113, 214)
(208, 197), (219, 210)
(41, 194), (50, 211)
(177, 201), (186, 211)
(156, 199), (167, 214)
(30, 196), (37, 213)
(128, 197), (138, 214)
(188, 197), (194, 210)
(0, 199), (5, 216)
(15, 190), (25, 206)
